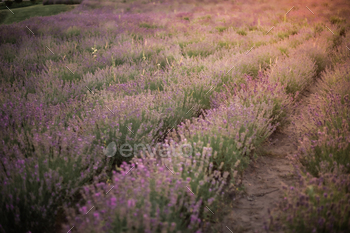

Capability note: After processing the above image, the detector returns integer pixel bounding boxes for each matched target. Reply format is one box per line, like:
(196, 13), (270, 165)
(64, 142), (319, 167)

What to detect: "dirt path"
(217, 132), (297, 233)
(208, 81), (320, 233)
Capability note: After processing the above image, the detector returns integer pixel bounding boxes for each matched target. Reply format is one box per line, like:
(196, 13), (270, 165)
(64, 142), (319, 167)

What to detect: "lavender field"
(1, 0), (350, 232)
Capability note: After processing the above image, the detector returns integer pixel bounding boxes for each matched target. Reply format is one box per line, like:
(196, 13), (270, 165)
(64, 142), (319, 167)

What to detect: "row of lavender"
(58, 16), (334, 233)
(268, 22), (350, 232)
(0, 0), (347, 232)
(61, 30), (335, 232)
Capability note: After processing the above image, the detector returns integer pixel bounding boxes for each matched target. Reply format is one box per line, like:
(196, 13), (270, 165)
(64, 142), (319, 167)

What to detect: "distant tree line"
(1, 0), (82, 6)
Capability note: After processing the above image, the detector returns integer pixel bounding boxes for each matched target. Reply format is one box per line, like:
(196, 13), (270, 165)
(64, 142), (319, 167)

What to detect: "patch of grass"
(114, 57), (125, 66)
(183, 17), (189, 21)
(66, 26), (81, 38)
(178, 41), (194, 49)
(339, 26), (346, 37)
(0, 11), (7, 24)
(158, 55), (175, 70)
(130, 33), (144, 42)
(139, 22), (158, 29)
(277, 28), (298, 40)
(114, 71), (139, 84)
(330, 16), (346, 25)
(0, 4), (76, 25)
(332, 34), (343, 48)
(198, 15), (211, 20)
(237, 29), (247, 36)
(185, 49), (213, 58)
(217, 41), (236, 49)
(313, 23), (324, 36)
(181, 65), (206, 76)
(254, 41), (267, 47)
(186, 85), (212, 112)
(215, 26), (228, 33)
(289, 39), (301, 48)
(278, 47), (289, 56)
(132, 50), (154, 64)
(60, 70), (81, 83)
(269, 172), (350, 233)
(144, 79), (164, 92)
(248, 26), (258, 31)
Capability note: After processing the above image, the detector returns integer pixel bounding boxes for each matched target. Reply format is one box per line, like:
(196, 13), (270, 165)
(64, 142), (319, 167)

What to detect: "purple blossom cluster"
(295, 62), (350, 176)
(212, 72), (295, 126)
(268, 22), (350, 232)
(63, 141), (229, 233)
(176, 73), (289, 174)
(268, 52), (316, 94)
(268, 171), (350, 233)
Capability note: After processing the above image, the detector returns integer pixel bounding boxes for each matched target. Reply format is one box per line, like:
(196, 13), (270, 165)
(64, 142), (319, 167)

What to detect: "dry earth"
(217, 132), (297, 233)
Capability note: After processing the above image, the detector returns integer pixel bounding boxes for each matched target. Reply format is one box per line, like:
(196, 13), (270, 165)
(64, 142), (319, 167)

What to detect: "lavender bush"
(295, 63), (350, 176)
(268, 170), (350, 233)
(268, 53), (316, 94)
(175, 90), (277, 174)
(63, 141), (231, 233)
(269, 30), (350, 232)
(213, 73), (295, 126)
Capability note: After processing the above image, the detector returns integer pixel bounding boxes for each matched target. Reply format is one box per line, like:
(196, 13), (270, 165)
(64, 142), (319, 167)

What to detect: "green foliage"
(139, 22), (158, 29)
(0, 137), (102, 233)
(130, 33), (144, 42)
(237, 29), (247, 36)
(314, 23), (324, 36)
(289, 39), (301, 48)
(248, 26), (258, 31)
(114, 57), (126, 66)
(215, 26), (228, 33)
(299, 95), (350, 176)
(60, 70), (81, 82)
(181, 65), (206, 76)
(254, 40), (267, 47)
(185, 49), (213, 58)
(330, 16), (346, 25)
(158, 55), (175, 70)
(277, 28), (298, 40)
(269, 172), (350, 233)
(66, 26), (81, 37)
(278, 46), (289, 56)
(197, 15), (211, 20)
(217, 41), (235, 49)
(178, 41), (192, 49)
(0, 4), (75, 25)
(144, 78), (164, 92)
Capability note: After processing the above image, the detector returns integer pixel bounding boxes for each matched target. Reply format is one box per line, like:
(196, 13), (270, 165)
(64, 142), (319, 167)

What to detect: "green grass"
(215, 26), (228, 33)
(330, 16), (346, 25)
(0, 4), (76, 25)
(139, 22), (158, 29)
(237, 29), (247, 36)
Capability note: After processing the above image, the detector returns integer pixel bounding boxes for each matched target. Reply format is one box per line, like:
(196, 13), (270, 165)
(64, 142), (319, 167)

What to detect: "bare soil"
(214, 132), (298, 233)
